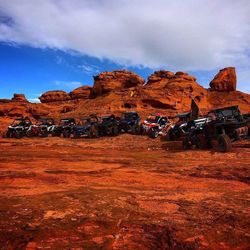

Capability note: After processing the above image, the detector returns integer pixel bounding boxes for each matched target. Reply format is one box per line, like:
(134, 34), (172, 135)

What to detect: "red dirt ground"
(0, 135), (249, 249)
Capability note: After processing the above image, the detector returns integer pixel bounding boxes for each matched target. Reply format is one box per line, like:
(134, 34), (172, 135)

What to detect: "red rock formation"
(210, 67), (236, 91)
(92, 70), (144, 97)
(69, 86), (92, 99)
(39, 91), (71, 103)
(147, 70), (174, 85)
(11, 94), (29, 102)
(0, 67), (249, 122)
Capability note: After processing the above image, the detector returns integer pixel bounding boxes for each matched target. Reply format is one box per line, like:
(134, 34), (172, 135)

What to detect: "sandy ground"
(0, 135), (249, 250)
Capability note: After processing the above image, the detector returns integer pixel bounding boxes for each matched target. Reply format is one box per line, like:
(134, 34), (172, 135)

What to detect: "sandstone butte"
(0, 67), (249, 127)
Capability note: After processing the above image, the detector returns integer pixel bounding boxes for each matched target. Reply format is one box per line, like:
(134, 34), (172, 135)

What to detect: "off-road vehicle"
(98, 114), (119, 136)
(183, 106), (248, 152)
(73, 115), (100, 138)
(119, 111), (141, 134)
(6, 117), (32, 138)
(141, 114), (169, 138)
(243, 113), (250, 136)
(28, 118), (56, 137)
(52, 118), (76, 137)
(166, 112), (191, 141)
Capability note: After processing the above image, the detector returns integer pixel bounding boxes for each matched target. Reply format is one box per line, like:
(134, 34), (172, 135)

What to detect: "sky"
(0, 0), (250, 102)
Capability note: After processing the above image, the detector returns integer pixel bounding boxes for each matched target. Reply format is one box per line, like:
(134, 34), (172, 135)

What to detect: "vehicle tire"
(63, 130), (71, 138)
(15, 130), (23, 139)
(131, 125), (137, 135)
(195, 134), (208, 149)
(182, 137), (191, 150)
(217, 134), (232, 152)
(41, 130), (49, 138)
(6, 130), (12, 138)
(166, 130), (175, 141)
(149, 128), (159, 139)
(26, 130), (33, 137)
(140, 125), (145, 135)
(73, 131), (80, 139)
(113, 126), (119, 136)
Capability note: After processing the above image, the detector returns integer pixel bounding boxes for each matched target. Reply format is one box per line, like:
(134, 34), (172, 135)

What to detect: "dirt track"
(0, 135), (249, 249)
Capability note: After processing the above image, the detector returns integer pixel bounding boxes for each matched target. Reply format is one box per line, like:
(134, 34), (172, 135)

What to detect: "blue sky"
(0, 0), (249, 102)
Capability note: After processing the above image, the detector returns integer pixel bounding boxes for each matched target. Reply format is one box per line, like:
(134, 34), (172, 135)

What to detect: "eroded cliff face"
(0, 67), (249, 121)
(91, 70), (145, 97)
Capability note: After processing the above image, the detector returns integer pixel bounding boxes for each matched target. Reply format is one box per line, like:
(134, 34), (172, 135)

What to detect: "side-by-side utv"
(73, 115), (100, 138)
(52, 118), (76, 137)
(183, 106), (248, 152)
(6, 117), (32, 139)
(119, 111), (141, 134)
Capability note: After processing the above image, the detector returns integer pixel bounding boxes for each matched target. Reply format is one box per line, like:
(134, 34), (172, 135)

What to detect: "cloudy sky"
(0, 0), (250, 101)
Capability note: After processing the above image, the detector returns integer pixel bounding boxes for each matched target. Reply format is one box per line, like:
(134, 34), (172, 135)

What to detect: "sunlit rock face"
(210, 67), (236, 92)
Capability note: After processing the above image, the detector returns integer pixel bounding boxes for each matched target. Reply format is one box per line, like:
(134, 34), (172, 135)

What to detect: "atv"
(99, 114), (119, 136)
(52, 118), (76, 137)
(183, 106), (248, 152)
(141, 114), (169, 138)
(119, 111), (141, 134)
(73, 115), (100, 138)
(6, 117), (32, 139)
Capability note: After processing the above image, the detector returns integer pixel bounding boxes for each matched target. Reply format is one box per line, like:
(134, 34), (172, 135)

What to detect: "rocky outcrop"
(92, 70), (144, 97)
(210, 67), (236, 91)
(69, 86), (91, 100)
(147, 70), (174, 85)
(12, 94), (29, 102)
(39, 91), (71, 103)
(146, 71), (197, 88)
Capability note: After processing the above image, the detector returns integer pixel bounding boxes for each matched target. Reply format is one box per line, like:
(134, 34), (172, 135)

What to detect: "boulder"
(69, 86), (91, 99)
(147, 70), (174, 85)
(39, 91), (71, 103)
(210, 67), (236, 91)
(92, 70), (144, 97)
(11, 94), (29, 102)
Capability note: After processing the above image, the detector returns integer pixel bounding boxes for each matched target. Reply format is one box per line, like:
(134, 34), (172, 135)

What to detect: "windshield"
(80, 117), (97, 125)
(11, 119), (30, 126)
(60, 119), (72, 125)
(11, 120), (23, 126)
(215, 108), (240, 119)
(122, 113), (137, 119)
(101, 117), (112, 122)
(38, 119), (53, 125)
(146, 116), (159, 123)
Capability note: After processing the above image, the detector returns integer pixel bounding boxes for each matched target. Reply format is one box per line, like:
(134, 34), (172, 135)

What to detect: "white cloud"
(28, 98), (40, 103)
(77, 63), (101, 74)
(0, 0), (249, 72)
(54, 80), (82, 88)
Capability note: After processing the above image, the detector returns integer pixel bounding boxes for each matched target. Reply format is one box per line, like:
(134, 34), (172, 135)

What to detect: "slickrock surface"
(0, 135), (249, 249)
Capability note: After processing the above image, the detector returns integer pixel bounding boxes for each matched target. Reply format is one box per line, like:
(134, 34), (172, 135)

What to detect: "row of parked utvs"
(5, 105), (250, 152)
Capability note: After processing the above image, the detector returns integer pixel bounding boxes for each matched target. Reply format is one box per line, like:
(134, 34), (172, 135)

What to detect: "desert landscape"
(0, 67), (250, 249)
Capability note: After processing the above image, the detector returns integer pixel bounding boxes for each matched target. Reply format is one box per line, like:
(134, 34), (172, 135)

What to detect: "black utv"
(52, 118), (76, 138)
(183, 106), (248, 152)
(99, 114), (119, 136)
(36, 118), (55, 137)
(119, 111), (141, 134)
(166, 112), (192, 141)
(6, 117), (32, 138)
(73, 115), (100, 138)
